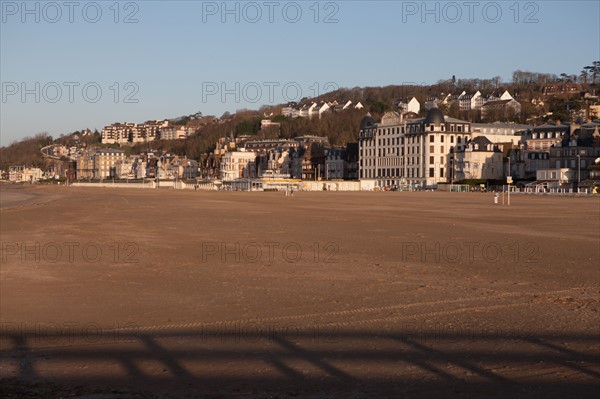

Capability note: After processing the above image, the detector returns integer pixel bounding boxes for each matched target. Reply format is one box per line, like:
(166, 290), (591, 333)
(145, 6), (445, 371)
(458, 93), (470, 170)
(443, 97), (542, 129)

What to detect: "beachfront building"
(358, 108), (473, 188)
(94, 149), (126, 179)
(76, 151), (95, 180)
(547, 121), (600, 187)
(8, 166), (24, 182)
(325, 143), (359, 180)
(358, 111), (403, 188)
(74, 149), (126, 179)
(453, 136), (504, 181)
(8, 166), (43, 183)
(164, 158), (199, 180)
(115, 158), (136, 179)
(255, 148), (293, 178)
(220, 151), (258, 181)
(535, 168), (576, 190)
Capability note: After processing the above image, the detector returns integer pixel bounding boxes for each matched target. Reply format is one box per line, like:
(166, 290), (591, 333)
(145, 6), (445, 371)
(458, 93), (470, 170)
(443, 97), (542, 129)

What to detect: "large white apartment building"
(358, 108), (473, 188)
(220, 151), (258, 181)
(101, 120), (170, 144)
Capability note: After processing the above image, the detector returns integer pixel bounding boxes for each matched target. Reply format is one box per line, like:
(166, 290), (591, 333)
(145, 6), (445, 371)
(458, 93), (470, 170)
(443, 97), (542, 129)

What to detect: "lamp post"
(450, 157), (454, 186)
(577, 154), (581, 192)
(507, 156), (511, 206)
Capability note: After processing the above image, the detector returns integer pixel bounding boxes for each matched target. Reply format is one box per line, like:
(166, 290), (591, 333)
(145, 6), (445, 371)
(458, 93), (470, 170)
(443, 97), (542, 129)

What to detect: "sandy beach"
(0, 184), (59, 209)
(1, 186), (599, 398)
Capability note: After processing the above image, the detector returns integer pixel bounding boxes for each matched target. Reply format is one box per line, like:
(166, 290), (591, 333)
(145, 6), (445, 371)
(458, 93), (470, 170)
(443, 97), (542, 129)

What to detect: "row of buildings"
(218, 136), (357, 182)
(357, 107), (600, 190)
(7, 107), (600, 191)
(425, 90), (522, 117)
(281, 100), (364, 119)
(8, 135), (354, 184)
(7, 166), (44, 183)
(279, 91), (522, 121)
(74, 149), (199, 180)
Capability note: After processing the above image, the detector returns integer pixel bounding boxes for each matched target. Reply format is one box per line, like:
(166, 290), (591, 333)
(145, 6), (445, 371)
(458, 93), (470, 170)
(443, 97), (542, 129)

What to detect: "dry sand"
(0, 185), (599, 398)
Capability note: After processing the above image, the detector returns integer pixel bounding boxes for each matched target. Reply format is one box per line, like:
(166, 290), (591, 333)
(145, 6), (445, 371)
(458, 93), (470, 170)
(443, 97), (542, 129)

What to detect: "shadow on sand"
(1, 326), (599, 398)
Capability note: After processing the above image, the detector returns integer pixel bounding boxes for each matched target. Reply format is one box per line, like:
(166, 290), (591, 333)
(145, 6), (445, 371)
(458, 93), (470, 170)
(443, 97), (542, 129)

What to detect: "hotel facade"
(358, 108), (472, 188)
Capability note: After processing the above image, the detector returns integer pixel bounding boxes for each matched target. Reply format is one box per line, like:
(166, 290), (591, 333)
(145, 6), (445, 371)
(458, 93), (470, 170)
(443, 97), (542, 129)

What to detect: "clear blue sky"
(1, 0), (599, 145)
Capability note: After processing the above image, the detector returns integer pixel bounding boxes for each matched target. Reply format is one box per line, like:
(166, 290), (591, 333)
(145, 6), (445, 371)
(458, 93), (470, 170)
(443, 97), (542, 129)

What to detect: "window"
(430, 156), (434, 164)
(450, 136), (454, 143)
(430, 135), (434, 143)
(440, 168), (444, 178)
(440, 136), (444, 143)
(440, 156), (444, 163)
(430, 145), (434, 153)
(429, 168), (434, 177)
